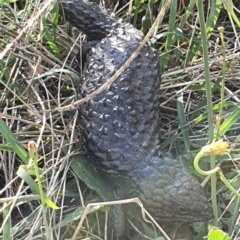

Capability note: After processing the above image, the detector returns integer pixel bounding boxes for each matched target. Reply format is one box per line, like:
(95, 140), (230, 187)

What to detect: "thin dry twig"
(0, 0), (56, 60)
(72, 198), (172, 240)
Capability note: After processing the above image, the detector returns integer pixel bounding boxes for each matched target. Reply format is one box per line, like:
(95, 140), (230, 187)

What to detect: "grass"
(1, 0), (240, 239)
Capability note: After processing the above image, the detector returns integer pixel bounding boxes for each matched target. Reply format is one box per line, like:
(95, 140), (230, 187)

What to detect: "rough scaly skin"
(60, 0), (212, 222)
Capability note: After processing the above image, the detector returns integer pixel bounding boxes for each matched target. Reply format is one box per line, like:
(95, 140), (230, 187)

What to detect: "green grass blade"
(51, 2), (59, 41)
(159, 131), (183, 151)
(3, 207), (11, 240)
(206, 0), (223, 38)
(17, 166), (59, 210)
(0, 144), (14, 152)
(217, 105), (240, 137)
(165, 0), (177, 52)
(177, 93), (190, 151)
(179, 0), (196, 29)
(0, 118), (29, 164)
(41, 10), (60, 58)
(0, 194), (41, 205)
(0, 0), (18, 4)
(193, 101), (234, 124)
(186, 0), (223, 65)
(70, 153), (114, 201)
(223, 0), (240, 27)
(132, 0), (144, 27)
(196, 0), (217, 225)
(53, 206), (97, 229)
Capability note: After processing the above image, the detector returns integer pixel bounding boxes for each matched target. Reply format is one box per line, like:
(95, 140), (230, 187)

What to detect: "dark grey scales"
(60, 0), (212, 236)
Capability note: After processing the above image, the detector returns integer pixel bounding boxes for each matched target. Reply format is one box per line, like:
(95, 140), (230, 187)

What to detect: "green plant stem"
(194, 152), (220, 175)
(33, 160), (51, 239)
(133, 0), (141, 26)
(194, 151), (240, 200)
(3, 206), (10, 240)
(218, 171), (240, 199)
(28, 142), (52, 240)
(196, 0), (218, 225)
(34, 165), (52, 239)
(196, 0), (214, 142)
(215, 27), (226, 139)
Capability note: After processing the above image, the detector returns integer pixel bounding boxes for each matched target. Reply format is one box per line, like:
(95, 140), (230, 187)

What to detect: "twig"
(0, 0), (56, 60)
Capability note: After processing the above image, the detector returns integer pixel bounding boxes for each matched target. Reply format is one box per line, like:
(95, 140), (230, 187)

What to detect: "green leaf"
(0, 60), (10, 80)
(217, 104), (240, 137)
(70, 153), (114, 201)
(193, 101), (234, 124)
(160, 0), (178, 70)
(223, 0), (240, 27)
(186, 0), (223, 64)
(0, 118), (29, 163)
(159, 131), (183, 151)
(141, 9), (151, 34)
(21, 164), (43, 176)
(54, 205), (99, 229)
(51, 3), (59, 41)
(177, 92), (190, 151)
(3, 207), (11, 240)
(221, 176), (240, 234)
(0, 194), (41, 205)
(17, 166), (59, 210)
(0, 0), (18, 4)
(41, 10), (60, 59)
(208, 227), (231, 240)
(0, 144), (14, 152)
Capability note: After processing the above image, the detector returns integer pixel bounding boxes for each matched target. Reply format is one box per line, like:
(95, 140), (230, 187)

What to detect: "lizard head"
(136, 152), (212, 222)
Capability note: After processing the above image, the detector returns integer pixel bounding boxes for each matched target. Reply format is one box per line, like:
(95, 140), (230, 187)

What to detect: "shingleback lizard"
(59, 0), (212, 236)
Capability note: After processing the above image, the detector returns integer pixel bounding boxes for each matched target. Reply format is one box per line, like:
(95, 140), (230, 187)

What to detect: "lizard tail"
(59, 0), (120, 40)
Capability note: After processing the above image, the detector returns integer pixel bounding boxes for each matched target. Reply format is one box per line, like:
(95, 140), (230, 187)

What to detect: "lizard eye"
(178, 206), (188, 214)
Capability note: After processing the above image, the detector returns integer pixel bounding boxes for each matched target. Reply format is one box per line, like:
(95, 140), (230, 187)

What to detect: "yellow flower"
(201, 139), (229, 156)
